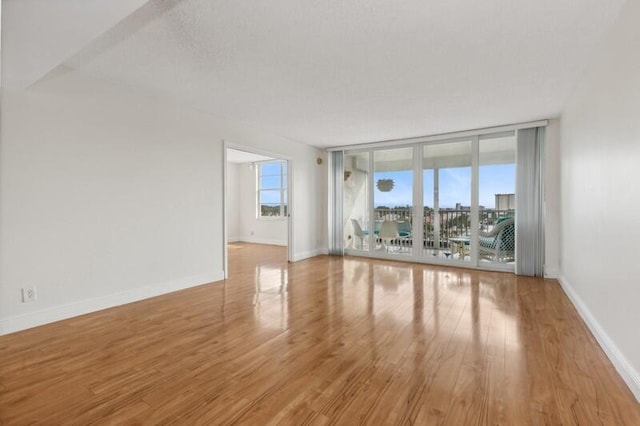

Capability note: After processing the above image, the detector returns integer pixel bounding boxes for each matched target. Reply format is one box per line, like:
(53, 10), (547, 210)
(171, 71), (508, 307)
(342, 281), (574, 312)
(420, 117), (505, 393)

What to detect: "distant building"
(495, 193), (515, 210)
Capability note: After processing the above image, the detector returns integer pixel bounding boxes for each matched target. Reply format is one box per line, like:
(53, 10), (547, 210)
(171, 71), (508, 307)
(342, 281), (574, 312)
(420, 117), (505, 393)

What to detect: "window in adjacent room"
(257, 161), (287, 218)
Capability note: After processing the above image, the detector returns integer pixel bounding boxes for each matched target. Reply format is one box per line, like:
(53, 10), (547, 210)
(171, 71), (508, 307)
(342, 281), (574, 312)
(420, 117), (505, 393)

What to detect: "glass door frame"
(344, 143), (420, 261)
(342, 131), (516, 273)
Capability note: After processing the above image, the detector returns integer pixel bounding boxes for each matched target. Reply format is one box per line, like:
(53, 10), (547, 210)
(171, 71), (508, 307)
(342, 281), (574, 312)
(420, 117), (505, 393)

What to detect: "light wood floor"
(1, 243), (639, 424)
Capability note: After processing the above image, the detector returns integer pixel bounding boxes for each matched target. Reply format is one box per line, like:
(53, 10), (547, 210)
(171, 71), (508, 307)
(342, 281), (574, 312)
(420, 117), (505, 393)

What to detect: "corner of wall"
(543, 267), (559, 279)
(557, 275), (640, 402)
(291, 248), (328, 262)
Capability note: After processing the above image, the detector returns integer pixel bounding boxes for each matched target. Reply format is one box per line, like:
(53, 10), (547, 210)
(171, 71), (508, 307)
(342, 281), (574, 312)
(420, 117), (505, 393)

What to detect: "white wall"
(544, 118), (561, 278)
(227, 161), (288, 246)
(0, 70), (326, 334)
(237, 163), (288, 246)
(226, 162), (242, 241)
(343, 159), (369, 248)
(559, 0), (640, 400)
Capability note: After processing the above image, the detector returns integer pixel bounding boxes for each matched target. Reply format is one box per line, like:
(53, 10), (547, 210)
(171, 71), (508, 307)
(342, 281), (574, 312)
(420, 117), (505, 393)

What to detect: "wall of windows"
(340, 131), (520, 271)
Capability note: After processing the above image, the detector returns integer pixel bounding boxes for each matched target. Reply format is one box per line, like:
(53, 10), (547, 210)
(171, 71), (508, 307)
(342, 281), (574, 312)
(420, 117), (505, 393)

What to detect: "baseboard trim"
(557, 275), (640, 401)
(291, 248), (328, 262)
(235, 236), (287, 246)
(0, 272), (224, 336)
(227, 239), (326, 262)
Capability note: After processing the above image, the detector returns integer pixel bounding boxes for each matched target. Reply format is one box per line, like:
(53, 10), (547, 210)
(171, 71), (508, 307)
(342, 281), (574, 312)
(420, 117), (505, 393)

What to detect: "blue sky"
(374, 164), (515, 208)
(259, 162), (287, 204)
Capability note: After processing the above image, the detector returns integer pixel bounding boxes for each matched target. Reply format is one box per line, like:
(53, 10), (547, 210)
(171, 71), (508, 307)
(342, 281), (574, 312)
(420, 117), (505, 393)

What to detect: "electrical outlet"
(22, 287), (37, 303)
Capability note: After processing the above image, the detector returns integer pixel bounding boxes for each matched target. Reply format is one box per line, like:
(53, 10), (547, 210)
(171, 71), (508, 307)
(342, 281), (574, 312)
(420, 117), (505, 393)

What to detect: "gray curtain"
(516, 127), (545, 276)
(328, 151), (344, 255)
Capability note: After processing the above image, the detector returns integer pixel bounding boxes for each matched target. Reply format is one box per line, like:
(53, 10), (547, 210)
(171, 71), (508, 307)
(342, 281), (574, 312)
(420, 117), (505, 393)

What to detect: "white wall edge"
(0, 272), (224, 336)
(291, 248), (328, 262)
(557, 275), (640, 402)
(544, 267), (559, 279)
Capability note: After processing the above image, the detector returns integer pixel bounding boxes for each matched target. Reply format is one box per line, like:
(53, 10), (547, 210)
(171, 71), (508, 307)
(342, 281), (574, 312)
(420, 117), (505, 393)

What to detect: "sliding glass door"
(423, 141), (472, 264)
(479, 134), (516, 267)
(341, 130), (520, 271)
(374, 147), (414, 256)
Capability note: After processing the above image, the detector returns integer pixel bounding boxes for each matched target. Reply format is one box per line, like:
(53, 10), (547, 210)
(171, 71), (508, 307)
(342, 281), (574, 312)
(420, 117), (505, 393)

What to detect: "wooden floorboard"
(1, 242), (639, 424)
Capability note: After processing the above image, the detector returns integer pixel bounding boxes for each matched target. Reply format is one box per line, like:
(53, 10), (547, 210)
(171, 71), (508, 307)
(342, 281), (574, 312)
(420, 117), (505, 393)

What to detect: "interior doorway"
(223, 145), (291, 278)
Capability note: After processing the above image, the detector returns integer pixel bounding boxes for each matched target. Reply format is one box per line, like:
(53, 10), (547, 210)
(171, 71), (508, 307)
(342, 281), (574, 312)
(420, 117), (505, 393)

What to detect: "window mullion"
(258, 161), (287, 218)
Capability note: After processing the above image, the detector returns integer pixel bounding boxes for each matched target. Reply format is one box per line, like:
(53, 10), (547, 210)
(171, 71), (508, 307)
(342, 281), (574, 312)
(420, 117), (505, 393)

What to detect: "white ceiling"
(226, 149), (275, 164)
(1, 0), (150, 89)
(4, 0), (627, 147)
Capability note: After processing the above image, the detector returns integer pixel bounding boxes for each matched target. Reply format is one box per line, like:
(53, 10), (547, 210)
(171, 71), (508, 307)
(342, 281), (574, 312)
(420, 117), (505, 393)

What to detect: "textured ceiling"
(48, 0), (627, 146)
(2, 0), (150, 89)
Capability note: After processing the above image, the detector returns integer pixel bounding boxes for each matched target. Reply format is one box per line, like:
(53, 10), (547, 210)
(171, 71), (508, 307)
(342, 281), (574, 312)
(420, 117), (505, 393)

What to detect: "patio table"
(449, 236), (470, 259)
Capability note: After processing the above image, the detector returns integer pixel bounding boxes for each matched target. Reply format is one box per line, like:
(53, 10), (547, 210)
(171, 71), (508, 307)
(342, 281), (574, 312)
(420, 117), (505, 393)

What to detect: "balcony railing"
(373, 207), (514, 248)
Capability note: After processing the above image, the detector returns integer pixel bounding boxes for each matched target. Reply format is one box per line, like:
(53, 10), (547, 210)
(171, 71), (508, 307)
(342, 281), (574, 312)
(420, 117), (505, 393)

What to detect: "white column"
(471, 136), (480, 264)
(412, 144), (424, 260)
(433, 168), (440, 250)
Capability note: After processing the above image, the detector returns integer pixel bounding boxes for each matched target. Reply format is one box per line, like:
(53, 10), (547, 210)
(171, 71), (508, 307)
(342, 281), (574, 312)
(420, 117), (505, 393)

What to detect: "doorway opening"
(224, 146), (291, 278)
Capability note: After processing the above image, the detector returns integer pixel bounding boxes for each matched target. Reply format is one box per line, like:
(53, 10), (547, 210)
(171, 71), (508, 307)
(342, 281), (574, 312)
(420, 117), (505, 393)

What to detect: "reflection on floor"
(1, 242), (638, 424)
(355, 242), (513, 265)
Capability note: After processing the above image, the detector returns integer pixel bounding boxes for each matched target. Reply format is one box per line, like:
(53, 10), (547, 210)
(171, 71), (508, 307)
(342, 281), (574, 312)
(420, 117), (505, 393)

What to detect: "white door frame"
(222, 141), (293, 279)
